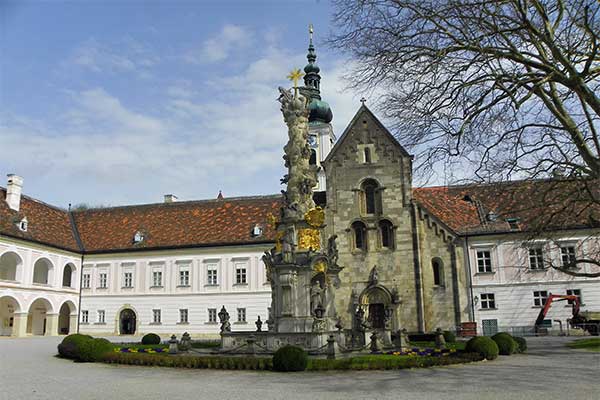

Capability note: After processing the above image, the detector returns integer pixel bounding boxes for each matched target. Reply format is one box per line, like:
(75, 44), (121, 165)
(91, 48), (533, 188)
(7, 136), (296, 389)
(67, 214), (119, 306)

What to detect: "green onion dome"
(308, 98), (333, 124)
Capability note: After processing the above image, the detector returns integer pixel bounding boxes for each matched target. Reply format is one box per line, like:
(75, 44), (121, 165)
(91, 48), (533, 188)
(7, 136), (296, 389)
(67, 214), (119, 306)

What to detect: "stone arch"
(350, 220), (368, 251)
(0, 295), (22, 336)
(62, 263), (76, 288)
(0, 251), (23, 282)
(359, 285), (393, 329)
(33, 257), (54, 285)
(116, 305), (138, 335)
(27, 297), (53, 335)
(378, 219), (395, 249)
(58, 300), (77, 335)
(358, 177), (383, 215)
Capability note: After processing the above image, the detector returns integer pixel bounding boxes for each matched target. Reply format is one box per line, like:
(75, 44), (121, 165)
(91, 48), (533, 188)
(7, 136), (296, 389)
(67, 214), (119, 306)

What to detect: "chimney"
(164, 194), (178, 203)
(5, 174), (23, 212)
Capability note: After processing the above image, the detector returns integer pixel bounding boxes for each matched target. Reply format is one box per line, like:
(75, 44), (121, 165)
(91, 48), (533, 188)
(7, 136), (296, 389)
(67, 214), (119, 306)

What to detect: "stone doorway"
(368, 303), (386, 329)
(119, 309), (136, 335)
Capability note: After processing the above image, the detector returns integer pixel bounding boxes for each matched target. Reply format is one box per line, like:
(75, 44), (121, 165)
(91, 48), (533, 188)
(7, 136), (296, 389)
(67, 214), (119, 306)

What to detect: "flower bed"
(384, 347), (458, 357)
(114, 346), (167, 354)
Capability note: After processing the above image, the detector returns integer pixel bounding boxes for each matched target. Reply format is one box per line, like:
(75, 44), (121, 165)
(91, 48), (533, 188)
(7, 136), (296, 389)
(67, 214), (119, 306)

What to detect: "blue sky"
(0, 0), (364, 208)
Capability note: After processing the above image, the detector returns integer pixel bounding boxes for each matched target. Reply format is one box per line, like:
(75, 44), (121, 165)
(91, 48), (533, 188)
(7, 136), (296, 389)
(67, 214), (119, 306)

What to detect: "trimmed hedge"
(141, 333), (161, 345)
(443, 331), (456, 343)
(101, 351), (484, 371)
(272, 345), (308, 372)
(514, 336), (527, 353)
(491, 332), (518, 355)
(466, 336), (499, 360)
(58, 334), (112, 362)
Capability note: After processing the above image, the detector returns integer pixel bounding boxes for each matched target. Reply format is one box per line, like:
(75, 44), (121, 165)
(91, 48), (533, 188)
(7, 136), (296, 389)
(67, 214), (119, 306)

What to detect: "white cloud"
(184, 24), (252, 64)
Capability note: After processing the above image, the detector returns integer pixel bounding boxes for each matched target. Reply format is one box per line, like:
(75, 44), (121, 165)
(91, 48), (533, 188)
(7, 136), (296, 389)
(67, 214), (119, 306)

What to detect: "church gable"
(324, 105), (412, 168)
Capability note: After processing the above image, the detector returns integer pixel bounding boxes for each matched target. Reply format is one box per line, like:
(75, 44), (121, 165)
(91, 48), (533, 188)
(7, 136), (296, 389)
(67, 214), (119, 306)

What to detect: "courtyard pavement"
(0, 336), (598, 400)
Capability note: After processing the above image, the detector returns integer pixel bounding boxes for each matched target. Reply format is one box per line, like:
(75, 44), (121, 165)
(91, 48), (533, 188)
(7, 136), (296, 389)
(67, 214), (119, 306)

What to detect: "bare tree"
(330, 0), (600, 276)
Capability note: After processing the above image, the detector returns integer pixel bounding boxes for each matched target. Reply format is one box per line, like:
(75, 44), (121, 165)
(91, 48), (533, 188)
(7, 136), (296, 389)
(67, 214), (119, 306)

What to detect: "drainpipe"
(464, 236), (476, 322)
(77, 253), (84, 334)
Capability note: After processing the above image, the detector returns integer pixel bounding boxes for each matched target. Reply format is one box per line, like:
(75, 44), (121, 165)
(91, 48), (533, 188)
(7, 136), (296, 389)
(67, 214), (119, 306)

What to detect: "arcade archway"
(27, 298), (52, 336)
(0, 296), (20, 336)
(58, 301), (77, 335)
(119, 308), (137, 335)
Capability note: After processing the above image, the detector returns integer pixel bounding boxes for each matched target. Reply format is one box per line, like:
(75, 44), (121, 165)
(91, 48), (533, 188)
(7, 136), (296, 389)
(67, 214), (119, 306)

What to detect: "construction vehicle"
(534, 293), (599, 336)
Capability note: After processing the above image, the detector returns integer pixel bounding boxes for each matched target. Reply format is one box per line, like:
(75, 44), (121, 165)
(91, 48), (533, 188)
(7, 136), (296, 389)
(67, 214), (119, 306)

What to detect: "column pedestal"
(45, 313), (59, 336)
(11, 312), (28, 337)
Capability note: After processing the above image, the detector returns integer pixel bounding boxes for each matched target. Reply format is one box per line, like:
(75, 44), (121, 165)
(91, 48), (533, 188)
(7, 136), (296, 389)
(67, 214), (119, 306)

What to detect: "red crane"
(534, 293), (599, 336)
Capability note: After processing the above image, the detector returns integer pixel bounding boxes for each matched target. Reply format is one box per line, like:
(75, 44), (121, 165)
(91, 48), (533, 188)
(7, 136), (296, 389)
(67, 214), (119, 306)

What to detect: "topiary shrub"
(514, 336), (527, 353)
(466, 336), (499, 360)
(77, 338), (114, 362)
(141, 333), (161, 345)
(443, 330), (456, 343)
(272, 345), (308, 372)
(491, 332), (518, 355)
(57, 334), (93, 359)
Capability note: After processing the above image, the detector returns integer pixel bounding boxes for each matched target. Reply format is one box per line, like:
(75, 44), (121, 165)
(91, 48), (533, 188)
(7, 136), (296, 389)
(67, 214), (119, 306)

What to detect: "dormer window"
(506, 217), (520, 230)
(133, 231), (145, 244)
(17, 217), (28, 232)
(251, 224), (263, 237)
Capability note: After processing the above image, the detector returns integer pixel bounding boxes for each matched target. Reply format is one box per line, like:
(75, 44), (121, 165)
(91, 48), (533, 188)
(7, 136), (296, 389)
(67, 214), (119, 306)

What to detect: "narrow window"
(432, 259), (443, 286)
(476, 250), (492, 273)
(237, 308), (246, 323)
(364, 147), (371, 163)
(352, 221), (367, 251)
(99, 273), (108, 288)
(309, 149), (317, 165)
(528, 248), (544, 270)
(379, 219), (394, 249)
(480, 293), (495, 309)
(97, 310), (105, 324)
(361, 179), (381, 215)
(123, 272), (133, 288)
(82, 273), (91, 289)
(179, 269), (190, 286)
(152, 270), (162, 287)
(208, 308), (217, 323)
(152, 309), (161, 324)
(207, 265), (218, 285)
(533, 291), (548, 307)
(81, 310), (89, 324)
(179, 309), (189, 324)
(235, 264), (247, 285)
(560, 246), (576, 267)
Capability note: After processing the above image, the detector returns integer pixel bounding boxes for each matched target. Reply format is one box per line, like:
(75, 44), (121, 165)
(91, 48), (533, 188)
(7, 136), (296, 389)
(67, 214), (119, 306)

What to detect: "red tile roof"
(71, 195), (282, 253)
(0, 188), (80, 252)
(413, 179), (600, 235)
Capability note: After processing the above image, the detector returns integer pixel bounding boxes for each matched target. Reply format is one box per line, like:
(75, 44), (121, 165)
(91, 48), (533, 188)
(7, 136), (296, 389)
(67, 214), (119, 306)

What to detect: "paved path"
(0, 336), (598, 400)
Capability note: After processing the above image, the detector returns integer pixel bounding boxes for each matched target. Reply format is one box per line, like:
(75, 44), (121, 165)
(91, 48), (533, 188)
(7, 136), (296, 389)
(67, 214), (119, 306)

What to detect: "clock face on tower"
(308, 135), (317, 148)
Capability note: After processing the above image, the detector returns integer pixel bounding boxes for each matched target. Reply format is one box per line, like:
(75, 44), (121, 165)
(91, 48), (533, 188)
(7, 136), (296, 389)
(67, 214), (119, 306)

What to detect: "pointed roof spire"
(217, 190), (224, 200)
(301, 24), (333, 124)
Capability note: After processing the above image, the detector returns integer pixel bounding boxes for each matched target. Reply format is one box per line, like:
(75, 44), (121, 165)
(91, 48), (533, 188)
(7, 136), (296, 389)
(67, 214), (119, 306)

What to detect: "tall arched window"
(379, 219), (394, 249)
(361, 179), (381, 215)
(432, 259), (444, 286)
(309, 149), (317, 165)
(351, 221), (367, 251)
(364, 147), (371, 163)
(33, 258), (53, 285)
(62, 263), (75, 287)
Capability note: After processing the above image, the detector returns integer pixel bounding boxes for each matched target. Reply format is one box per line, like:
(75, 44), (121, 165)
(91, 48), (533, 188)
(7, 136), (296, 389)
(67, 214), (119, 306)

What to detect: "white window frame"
(480, 293), (496, 309)
(152, 309), (162, 324)
(98, 272), (108, 289)
(208, 308), (217, 323)
(97, 310), (105, 324)
(533, 290), (549, 307)
(82, 273), (91, 289)
(179, 268), (190, 287)
(476, 249), (493, 273)
(235, 263), (247, 285)
(179, 309), (189, 324)
(152, 269), (163, 287)
(123, 271), (133, 288)
(237, 308), (246, 323)
(207, 264), (218, 286)
(81, 310), (89, 324)
(528, 247), (544, 270)
(560, 245), (577, 267)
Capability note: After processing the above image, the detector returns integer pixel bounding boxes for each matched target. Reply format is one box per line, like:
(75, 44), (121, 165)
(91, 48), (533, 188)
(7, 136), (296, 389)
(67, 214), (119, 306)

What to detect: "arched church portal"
(359, 286), (392, 329)
(119, 308), (137, 335)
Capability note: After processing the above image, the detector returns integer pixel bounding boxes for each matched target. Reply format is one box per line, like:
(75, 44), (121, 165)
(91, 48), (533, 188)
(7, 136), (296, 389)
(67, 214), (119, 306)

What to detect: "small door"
(120, 309), (136, 335)
(482, 319), (498, 336)
(369, 303), (386, 329)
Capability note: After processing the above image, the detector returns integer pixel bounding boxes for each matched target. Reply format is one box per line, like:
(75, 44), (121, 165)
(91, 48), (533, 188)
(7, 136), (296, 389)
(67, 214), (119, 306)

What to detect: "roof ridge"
(413, 177), (593, 191)
(0, 186), (69, 213)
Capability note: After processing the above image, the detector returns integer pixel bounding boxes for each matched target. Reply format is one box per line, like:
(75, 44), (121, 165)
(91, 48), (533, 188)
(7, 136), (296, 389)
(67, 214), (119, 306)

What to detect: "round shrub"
(77, 338), (114, 362)
(443, 330), (456, 343)
(491, 332), (518, 355)
(141, 333), (161, 345)
(466, 336), (499, 360)
(272, 345), (308, 372)
(514, 336), (527, 353)
(57, 334), (93, 359)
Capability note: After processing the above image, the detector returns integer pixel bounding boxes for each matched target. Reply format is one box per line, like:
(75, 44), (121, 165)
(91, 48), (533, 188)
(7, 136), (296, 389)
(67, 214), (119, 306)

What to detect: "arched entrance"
(119, 308), (136, 335)
(0, 296), (20, 336)
(58, 301), (76, 335)
(359, 286), (393, 329)
(27, 298), (52, 336)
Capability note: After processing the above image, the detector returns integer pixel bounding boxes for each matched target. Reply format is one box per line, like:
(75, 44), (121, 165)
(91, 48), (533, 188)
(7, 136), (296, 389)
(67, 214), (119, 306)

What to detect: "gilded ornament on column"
(297, 228), (321, 250)
(304, 207), (325, 227)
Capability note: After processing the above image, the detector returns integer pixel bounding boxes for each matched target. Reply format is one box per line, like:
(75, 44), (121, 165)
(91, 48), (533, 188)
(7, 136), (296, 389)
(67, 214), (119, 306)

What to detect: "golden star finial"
(287, 68), (304, 96)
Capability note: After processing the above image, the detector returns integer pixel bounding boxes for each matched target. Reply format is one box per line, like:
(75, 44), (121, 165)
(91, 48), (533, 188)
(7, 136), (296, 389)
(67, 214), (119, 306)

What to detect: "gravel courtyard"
(0, 336), (598, 400)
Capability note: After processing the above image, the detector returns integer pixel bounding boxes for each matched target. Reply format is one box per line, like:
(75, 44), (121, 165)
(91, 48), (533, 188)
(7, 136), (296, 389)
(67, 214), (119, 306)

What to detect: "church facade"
(1, 37), (598, 338)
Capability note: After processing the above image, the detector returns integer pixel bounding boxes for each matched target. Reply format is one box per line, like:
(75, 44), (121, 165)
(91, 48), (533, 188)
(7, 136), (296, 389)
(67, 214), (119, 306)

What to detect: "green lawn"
(567, 338), (600, 352)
